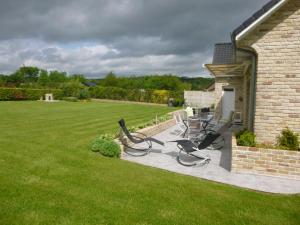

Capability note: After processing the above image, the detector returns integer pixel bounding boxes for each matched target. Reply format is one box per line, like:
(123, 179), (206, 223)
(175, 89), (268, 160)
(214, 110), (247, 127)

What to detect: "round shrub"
(277, 127), (299, 151)
(236, 130), (256, 147)
(90, 136), (121, 158)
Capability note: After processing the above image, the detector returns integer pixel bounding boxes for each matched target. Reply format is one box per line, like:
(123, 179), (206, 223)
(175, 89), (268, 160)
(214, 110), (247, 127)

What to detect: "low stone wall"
(232, 135), (300, 180)
(137, 118), (176, 137)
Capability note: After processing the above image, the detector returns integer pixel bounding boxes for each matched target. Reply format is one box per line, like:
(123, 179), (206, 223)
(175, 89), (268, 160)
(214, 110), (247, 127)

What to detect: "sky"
(0, 0), (269, 78)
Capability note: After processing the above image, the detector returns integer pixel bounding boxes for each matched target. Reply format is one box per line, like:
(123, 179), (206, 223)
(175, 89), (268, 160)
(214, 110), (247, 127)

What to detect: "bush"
(277, 127), (299, 151)
(90, 135), (121, 158)
(236, 130), (256, 147)
(76, 88), (90, 100)
(172, 98), (184, 107)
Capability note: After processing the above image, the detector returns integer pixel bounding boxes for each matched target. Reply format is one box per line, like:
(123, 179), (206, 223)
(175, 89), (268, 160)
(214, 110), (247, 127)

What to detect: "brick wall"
(238, 0), (300, 143)
(232, 135), (300, 180)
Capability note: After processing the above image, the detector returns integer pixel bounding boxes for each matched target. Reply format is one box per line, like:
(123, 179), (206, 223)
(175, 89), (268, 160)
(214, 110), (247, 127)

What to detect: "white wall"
(184, 91), (215, 108)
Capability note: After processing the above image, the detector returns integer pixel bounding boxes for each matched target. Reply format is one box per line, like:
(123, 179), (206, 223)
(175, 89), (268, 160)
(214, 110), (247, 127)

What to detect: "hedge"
(0, 86), (183, 104)
(0, 88), (63, 101)
(89, 86), (183, 105)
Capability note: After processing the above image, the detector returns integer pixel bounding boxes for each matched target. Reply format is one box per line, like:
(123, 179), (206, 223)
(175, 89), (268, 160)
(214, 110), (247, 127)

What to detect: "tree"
(38, 70), (49, 87)
(103, 72), (118, 87)
(19, 66), (40, 83)
(49, 70), (67, 83)
(69, 74), (86, 82)
(0, 75), (6, 86)
(7, 70), (25, 85)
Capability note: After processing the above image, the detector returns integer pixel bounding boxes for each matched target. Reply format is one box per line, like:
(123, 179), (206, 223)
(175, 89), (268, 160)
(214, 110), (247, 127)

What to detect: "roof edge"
(235, 0), (288, 41)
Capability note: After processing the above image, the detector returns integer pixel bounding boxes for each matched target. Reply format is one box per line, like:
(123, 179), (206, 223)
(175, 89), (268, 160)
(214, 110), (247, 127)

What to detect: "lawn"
(0, 101), (299, 225)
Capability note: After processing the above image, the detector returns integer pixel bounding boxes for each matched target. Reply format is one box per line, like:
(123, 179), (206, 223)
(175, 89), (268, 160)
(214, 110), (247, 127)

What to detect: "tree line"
(0, 66), (86, 88)
(95, 72), (213, 91)
(0, 66), (214, 105)
(0, 66), (213, 91)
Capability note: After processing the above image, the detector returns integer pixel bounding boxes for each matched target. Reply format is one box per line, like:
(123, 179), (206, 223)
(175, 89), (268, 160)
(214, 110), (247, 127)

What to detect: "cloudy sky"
(0, 0), (269, 78)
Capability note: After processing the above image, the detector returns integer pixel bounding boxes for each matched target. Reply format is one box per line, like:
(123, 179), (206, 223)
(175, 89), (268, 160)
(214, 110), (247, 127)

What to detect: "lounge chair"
(118, 119), (164, 156)
(169, 120), (232, 166)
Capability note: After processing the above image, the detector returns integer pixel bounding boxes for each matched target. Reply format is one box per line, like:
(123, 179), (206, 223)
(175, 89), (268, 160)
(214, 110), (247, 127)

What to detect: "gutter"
(235, 0), (288, 41)
(231, 33), (257, 132)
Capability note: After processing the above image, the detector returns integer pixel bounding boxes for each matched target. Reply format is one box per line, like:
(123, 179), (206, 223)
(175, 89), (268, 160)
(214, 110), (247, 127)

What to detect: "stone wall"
(232, 135), (300, 180)
(214, 77), (244, 120)
(137, 118), (176, 137)
(184, 91), (215, 108)
(238, 0), (300, 143)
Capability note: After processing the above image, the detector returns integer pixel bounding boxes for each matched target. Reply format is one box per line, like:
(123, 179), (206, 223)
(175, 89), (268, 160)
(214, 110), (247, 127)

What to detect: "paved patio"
(122, 125), (300, 194)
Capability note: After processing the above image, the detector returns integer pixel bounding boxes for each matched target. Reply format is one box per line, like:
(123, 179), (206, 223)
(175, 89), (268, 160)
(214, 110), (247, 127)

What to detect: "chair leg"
(123, 141), (152, 157)
(176, 148), (210, 167)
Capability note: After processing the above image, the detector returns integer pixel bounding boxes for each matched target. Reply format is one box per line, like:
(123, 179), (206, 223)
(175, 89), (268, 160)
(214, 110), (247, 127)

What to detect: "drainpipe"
(231, 33), (257, 132)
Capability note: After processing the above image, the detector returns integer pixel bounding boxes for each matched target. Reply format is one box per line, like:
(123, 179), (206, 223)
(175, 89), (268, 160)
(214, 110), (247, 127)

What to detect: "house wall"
(238, 0), (300, 144)
(214, 77), (244, 120)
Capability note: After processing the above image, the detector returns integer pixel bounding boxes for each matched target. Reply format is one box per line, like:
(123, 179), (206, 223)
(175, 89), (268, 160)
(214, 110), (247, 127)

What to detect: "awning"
(204, 63), (250, 77)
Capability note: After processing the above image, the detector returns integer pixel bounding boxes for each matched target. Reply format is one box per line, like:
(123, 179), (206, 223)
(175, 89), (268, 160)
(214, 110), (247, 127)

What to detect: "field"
(0, 101), (299, 225)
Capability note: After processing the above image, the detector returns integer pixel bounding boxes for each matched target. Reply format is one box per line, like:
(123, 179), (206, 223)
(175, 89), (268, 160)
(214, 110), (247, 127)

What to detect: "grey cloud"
(0, 0), (270, 76)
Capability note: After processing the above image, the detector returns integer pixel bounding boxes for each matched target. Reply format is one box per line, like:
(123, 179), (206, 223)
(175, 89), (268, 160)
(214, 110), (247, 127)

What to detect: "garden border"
(232, 135), (300, 180)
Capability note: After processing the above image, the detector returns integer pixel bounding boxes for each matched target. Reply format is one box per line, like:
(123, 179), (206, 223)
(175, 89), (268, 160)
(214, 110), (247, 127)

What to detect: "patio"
(122, 124), (300, 194)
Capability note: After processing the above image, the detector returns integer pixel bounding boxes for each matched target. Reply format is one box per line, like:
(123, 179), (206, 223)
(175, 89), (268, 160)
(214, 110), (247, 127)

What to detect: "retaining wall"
(232, 135), (300, 180)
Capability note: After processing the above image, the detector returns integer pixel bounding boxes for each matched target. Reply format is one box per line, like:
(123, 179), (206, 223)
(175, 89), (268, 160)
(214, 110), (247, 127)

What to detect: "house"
(82, 81), (97, 87)
(205, 0), (300, 144)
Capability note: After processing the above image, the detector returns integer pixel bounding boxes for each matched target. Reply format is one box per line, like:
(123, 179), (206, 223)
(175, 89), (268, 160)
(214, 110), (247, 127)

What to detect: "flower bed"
(232, 135), (300, 180)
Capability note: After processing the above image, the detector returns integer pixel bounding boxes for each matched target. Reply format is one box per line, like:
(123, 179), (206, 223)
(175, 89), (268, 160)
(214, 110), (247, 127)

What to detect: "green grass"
(0, 101), (299, 225)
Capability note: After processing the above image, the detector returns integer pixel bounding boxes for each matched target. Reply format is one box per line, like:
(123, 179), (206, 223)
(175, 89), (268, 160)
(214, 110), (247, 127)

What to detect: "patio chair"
(174, 111), (188, 137)
(169, 120), (232, 166)
(118, 119), (164, 156)
(192, 111), (235, 150)
(187, 116), (201, 139)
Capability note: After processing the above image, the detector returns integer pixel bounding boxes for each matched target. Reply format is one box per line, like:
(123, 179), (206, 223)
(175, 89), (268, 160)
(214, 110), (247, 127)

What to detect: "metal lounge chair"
(169, 120), (232, 166)
(118, 119), (165, 156)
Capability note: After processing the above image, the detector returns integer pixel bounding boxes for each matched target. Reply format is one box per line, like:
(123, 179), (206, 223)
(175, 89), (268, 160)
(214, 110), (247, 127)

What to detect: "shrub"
(76, 88), (90, 99)
(172, 98), (184, 107)
(277, 127), (299, 151)
(90, 135), (121, 158)
(236, 130), (256, 147)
